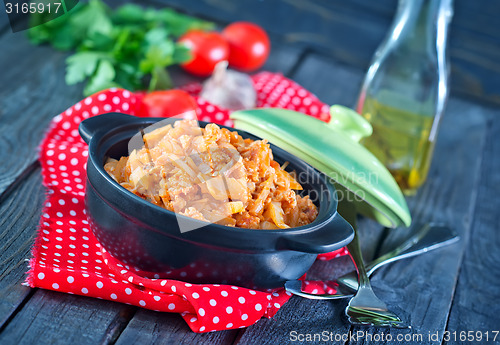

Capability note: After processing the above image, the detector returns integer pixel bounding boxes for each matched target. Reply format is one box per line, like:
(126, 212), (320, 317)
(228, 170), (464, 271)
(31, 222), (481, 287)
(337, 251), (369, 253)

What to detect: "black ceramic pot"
(79, 113), (353, 289)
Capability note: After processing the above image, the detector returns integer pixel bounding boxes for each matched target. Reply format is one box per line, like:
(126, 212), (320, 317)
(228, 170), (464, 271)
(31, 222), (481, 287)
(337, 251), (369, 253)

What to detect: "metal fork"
(335, 199), (409, 328)
(345, 224), (409, 328)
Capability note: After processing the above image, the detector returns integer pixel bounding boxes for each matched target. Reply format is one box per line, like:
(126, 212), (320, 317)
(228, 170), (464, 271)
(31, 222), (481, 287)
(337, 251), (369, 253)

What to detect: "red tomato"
(178, 30), (229, 77)
(222, 22), (270, 72)
(140, 90), (199, 118)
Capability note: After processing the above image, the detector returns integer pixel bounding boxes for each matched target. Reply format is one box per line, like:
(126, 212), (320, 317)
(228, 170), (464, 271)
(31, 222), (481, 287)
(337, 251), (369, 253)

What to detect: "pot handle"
(278, 213), (354, 253)
(79, 113), (143, 144)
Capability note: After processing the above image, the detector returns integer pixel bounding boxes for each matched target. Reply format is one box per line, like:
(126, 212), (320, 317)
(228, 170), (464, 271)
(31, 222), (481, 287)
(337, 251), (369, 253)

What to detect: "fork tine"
(348, 307), (402, 321)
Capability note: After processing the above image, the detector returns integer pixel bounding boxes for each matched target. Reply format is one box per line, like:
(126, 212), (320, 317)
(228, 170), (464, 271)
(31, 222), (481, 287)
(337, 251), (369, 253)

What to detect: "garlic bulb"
(200, 61), (257, 111)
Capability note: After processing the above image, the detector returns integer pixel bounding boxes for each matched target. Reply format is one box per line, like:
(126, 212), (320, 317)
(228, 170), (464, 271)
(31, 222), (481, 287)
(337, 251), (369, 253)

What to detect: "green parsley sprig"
(28, 0), (214, 96)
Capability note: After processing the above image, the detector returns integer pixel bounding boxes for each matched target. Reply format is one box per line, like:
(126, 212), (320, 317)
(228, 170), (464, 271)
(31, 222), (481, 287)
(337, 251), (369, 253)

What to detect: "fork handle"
(338, 200), (370, 289)
(347, 228), (371, 288)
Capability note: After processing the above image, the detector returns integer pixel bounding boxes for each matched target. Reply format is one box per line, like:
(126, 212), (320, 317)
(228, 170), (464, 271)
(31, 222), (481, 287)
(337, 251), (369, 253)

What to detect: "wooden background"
(1, 0), (500, 106)
(151, 0), (500, 107)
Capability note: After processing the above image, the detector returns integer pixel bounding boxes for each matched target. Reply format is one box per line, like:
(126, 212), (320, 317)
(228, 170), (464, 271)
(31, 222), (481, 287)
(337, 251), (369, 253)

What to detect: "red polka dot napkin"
(26, 72), (348, 333)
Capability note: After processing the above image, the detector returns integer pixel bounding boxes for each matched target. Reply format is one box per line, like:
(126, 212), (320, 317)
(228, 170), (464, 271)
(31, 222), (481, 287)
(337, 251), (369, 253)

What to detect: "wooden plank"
(289, 54), (365, 108)
(0, 3), (9, 34)
(150, 0), (500, 106)
(114, 309), (238, 345)
(0, 169), (136, 345)
(234, 52), (490, 344)
(0, 166), (42, 329)
(0, 289), (135, 345)
(234, 294), (351, 345)
(0, 33), (84, 197)
(0, 168), (137, 345)
(343, 102), (490, 345)
(445, 115), (500, 339)
(340, 103), (492, 344)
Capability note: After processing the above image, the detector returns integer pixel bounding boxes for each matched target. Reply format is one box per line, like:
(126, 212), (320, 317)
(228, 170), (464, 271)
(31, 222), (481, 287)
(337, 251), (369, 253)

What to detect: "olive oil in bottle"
(356, 0), (453, 195)
(359, 95), (435, 193)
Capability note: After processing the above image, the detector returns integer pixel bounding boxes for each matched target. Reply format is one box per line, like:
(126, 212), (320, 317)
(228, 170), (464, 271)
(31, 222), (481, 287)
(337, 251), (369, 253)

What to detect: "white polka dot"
(98, 94), (107, 101)
(255, 303), (262, 311)
(38, 273), (45, 280)
(238, 297), (245, 304)
(139, 300), (146, 306)
(192, 292), (200, 299)
(122, 103), (129, 111)
(46, 150), (54, 156)
(274, 302), (281, 308)
(215, 112), (224, 121)
(123, 90), (130, 98)
(226, 323), (233, 328)
(226, 306), (233, 314)
(70, 158), (78, 166)
(221, 291), (228, 297)
(231, 286), (238, 290)
(92, 106), (99, 115)
(185, 283), (192, 287)
(52, 283), (59, 289)
(125, 288), (132, 295)
(199, 326), (205, 332)
(213, 316), (219, 324)
(103, 104), (112, 111)
(198, 308), (205, 316)
(81, 288), (88, 294)
(110, 293), (117, 299)
(153, 296), (161, 301)
(249, 290), (257, 295)
(84, 97), (92, 105)
(202, 287), (210, 292)
(67, 276), (74, 283)
(241, 314), (248, 321)
(171, 286), (176, 293)
(209, 299), (216, 306)
(168, 303), (175, 310)
(96, 281), (103, 288)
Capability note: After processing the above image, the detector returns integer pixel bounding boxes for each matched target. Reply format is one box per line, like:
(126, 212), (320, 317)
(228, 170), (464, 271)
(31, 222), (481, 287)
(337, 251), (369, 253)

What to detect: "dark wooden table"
(1, 1), (500, 344)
